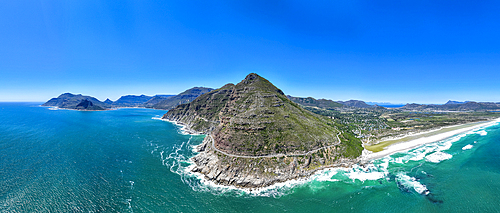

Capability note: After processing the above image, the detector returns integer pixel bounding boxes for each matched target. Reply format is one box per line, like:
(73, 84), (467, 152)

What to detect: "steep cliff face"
(164, 73), (345, 155)
(163, 73), (363, 188)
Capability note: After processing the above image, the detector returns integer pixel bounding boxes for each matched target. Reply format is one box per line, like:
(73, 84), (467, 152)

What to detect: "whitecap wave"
(475, 130), (487, 136)
(425, 152), (452, 163)
(152, 117), (204, 135)
(396, 173), (429, 195)
(343, 164), (388, 182)
(462, 144), (473, 150)
(389, 135), (459, 164)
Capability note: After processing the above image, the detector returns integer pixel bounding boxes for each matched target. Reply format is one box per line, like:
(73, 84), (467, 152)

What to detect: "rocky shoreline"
(164, 117), (362, 189)
(188, 134), (361, 189)
(159, 73), (365, 189)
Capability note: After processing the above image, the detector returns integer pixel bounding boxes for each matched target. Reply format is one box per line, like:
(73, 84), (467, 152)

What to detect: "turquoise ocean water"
(1, 102), (500, 212)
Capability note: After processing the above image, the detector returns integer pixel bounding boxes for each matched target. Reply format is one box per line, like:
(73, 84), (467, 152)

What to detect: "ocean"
(1, 102), (500, 212)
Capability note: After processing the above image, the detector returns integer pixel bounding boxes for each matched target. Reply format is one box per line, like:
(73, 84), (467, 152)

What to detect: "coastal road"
(208, 131), (342, 159)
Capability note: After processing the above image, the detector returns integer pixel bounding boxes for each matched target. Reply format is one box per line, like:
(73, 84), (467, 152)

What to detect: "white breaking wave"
(475, 130), (488, 136)
(396, 173), (429, 195)
(343, 164), (388, 182)
(151, 116), (163, 121)
(462, 144), (473, 150)
(425, 152), (453, 163)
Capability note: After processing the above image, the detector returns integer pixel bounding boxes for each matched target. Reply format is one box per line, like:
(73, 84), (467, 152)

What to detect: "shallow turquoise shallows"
(1, 103), (500, 212)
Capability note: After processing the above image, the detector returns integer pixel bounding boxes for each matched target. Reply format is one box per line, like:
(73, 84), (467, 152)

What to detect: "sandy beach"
(362, 118), (500, 161)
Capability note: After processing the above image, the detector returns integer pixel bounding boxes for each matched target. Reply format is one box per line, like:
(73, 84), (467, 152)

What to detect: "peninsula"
(42, 87), (213, 111)
(163, 73), (363, 188)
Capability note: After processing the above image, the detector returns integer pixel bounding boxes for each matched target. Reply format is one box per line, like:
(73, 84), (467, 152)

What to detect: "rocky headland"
(163, 73), (363, 189)
(43, 87), (213, 111)
(42, 93), (110, 110)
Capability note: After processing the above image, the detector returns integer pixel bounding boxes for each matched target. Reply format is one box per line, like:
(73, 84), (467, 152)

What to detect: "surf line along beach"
(362, 117), (500, 161)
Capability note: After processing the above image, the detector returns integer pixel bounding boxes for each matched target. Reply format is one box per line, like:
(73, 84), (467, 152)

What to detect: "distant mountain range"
(337, 100), (375, 108)
(284, 97), (500, 112)
(286, 96), (344, 109)
(366, 102), (404, 106)
(42, 87), (213, 111)
(401, 101), (500, 111)
(286, 96), (376, 109)
(444, 100), (470, 105)
(42, 90), (500, 112)
(111, 95), (155, 107)
(151, 87), (214, 110)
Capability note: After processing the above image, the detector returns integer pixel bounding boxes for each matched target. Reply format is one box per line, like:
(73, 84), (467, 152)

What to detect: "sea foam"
(425, 151), (453, 163)
(396, 173), (429, 195)
(462, 144), (473, 150)
(475, 130), (488, 136)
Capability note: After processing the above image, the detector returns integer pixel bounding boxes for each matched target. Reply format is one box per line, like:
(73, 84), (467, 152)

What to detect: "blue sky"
(1, 0), (499, 104)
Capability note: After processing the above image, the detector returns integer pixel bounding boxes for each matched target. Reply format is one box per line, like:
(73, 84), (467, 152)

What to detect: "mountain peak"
(445, 100), (469, 105)
(163, 73), (362, 188)
(242, 73), (260, 84)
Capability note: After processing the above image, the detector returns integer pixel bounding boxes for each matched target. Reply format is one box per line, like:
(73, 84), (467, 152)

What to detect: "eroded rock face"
(189, 137), (359, 189)
(163, 73), (363, 188)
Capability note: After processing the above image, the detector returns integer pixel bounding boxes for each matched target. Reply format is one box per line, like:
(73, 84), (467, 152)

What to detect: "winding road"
(208, 131), (342, 159)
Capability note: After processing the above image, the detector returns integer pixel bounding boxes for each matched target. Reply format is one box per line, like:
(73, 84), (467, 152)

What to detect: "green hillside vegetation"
(164, 73), (363, 157)
(287, 96), (344, 109)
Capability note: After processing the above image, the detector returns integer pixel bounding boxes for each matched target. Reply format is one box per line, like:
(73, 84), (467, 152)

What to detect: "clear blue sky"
(1, 0), (499, 104)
